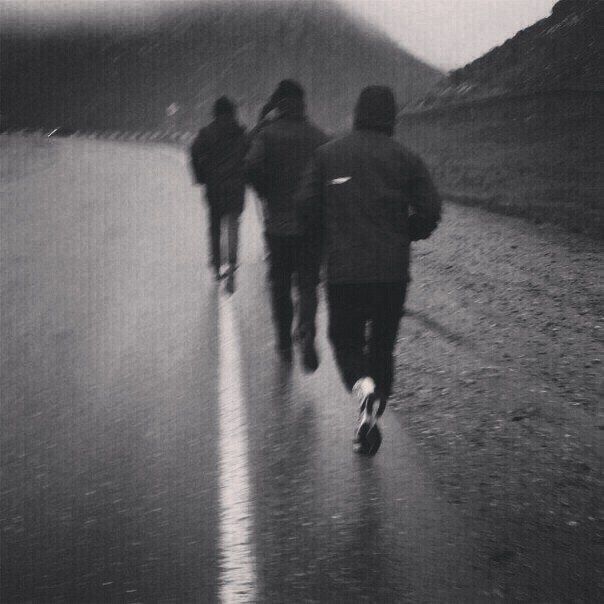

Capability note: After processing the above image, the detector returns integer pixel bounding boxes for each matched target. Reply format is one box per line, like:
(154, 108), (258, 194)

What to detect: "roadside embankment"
(398, 91), (603, 239)
(392, 202), (603, 601)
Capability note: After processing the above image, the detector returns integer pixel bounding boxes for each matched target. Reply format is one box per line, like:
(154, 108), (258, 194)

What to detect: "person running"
(296, 86), (442, 454)
(245, 80), (328, 367)
(190, 96), (248, 294)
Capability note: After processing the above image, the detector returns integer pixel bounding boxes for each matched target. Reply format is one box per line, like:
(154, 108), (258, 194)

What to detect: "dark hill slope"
(415, 0), (601, 108)
(1, 0), (440, 132)
(398, 0), (602, 238)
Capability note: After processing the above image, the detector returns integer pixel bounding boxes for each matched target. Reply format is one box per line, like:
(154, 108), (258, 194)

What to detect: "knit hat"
(353, 86), (397, 135)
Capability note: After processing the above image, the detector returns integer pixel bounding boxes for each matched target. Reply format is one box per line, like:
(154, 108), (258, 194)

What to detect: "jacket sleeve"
(296, 156), (324, 246)
(189, 131), (207, 185)
(295, 155), (324, 281)
(408, 156), (442, 241)
(296, 128), (329, 227)
(244, 132), (267, 197)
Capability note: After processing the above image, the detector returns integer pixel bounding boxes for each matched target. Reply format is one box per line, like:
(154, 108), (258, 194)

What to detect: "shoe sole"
(353, 394), (382, 455)
(365, 424), (382, 455)
(354, 423), (382, 455)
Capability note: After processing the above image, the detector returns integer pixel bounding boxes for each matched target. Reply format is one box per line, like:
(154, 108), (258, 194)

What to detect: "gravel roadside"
(392, 202), (603, 601)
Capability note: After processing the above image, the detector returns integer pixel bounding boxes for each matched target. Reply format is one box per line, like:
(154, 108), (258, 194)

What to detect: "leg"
(296, 240), (320, 371)
(296, 238), (320, 341)
(329, 284), (382, 456)
(208, 202), (221, 276)
(327, 284), (369, 391)
(225, 212), (240, 269)
(367, 282), (407, 412)
(224, 213), (240, 294)
(265, 235), (295, 352)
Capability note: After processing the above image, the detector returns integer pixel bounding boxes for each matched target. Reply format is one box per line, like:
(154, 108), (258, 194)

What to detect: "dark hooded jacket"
(190, 116), (248, 215)
(296, 88), (441, 284)
(245, 98), (328, 235)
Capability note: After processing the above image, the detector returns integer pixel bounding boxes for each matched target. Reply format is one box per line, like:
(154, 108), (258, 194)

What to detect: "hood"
(353, 86), (397, 136)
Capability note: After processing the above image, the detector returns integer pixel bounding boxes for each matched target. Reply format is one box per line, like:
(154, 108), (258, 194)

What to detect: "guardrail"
(0, 128), (197, 146)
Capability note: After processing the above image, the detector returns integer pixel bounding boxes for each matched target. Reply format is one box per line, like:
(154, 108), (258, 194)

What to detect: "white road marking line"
(217, 296), (257, 603)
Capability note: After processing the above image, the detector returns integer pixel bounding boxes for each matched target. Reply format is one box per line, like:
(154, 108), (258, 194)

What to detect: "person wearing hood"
(190, 96), (248, 293)
(296, 86), (442, 455)
(245, 80), (328, 367)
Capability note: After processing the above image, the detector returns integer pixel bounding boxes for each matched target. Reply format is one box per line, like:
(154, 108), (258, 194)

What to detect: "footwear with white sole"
(352, 377), (382, 455)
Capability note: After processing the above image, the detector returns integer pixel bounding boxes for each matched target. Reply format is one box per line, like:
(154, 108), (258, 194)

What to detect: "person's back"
(310, 129), (440, 284)
(191, 112), (247, 205)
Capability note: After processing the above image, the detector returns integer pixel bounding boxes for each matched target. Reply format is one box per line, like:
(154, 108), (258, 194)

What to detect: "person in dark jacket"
(246, 80), (329, 366)
(296, 86), (441, 454)
(190, 96), (248, 293)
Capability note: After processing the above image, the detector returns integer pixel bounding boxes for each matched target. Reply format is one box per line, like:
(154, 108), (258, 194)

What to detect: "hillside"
(399, 91), (602, 238)
(0, 0), (440, 133)
(397, 0), (602, 238)
(412, 0), (601, 109)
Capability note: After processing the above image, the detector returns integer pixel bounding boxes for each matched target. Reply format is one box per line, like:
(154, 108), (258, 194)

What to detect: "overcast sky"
(1, 0), (557, 70)
(342, 0), (557, 69)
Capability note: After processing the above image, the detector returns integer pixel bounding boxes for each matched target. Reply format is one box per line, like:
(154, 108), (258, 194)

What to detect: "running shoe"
(352, 377), (382, 455)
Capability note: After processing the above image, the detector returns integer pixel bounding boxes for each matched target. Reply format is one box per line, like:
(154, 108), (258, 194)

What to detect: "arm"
(244, 132), (267, 197)
(318, 130), (331, 148)
(296, 128), (329, 234)
(295, 156), (325, 290)
(189, 131), (207, 185)
(408, 156), (442, 241)
(296, 156), (324, 260)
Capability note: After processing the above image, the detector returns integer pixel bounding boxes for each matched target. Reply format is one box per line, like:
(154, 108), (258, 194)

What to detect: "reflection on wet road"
(232, 226), (492, 601)
(217, 297), (257, 602)
(2, 137), (494, 602)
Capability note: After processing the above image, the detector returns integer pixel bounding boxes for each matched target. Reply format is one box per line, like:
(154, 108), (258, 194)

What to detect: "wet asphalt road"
(2, 136), (508, 602)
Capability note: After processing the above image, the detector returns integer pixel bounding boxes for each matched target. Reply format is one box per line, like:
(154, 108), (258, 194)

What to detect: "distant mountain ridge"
(0, 0), (440, 133)
(411, 0), (601, 109)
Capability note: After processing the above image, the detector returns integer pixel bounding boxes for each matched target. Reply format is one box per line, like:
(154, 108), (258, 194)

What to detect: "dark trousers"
(327, 282), (407, 404)
(265, 234), (319, 349)
(209, 204), (239, 271)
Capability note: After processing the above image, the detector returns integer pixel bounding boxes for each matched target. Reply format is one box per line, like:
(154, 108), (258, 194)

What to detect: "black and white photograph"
(1, 0), (602, 601)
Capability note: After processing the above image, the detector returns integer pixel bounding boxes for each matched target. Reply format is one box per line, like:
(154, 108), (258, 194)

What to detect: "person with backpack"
(245, 80), (328, 367)
(296, 86), (442, 454)
(190, 96), (248, 294)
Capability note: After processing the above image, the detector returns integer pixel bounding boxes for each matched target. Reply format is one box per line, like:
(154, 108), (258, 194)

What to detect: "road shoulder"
(391, 203), (603, 601)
